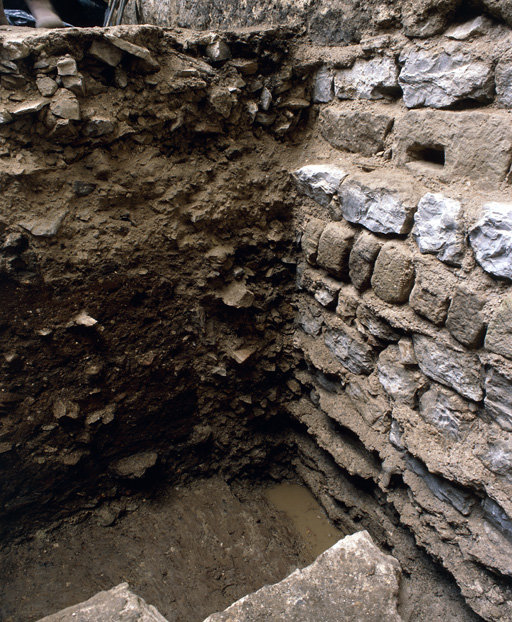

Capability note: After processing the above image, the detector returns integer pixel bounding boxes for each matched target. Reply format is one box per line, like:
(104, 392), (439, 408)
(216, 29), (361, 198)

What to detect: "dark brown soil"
(0, 476), (316, 622)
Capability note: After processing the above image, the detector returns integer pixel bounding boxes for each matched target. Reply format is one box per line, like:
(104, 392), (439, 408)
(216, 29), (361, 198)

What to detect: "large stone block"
(324, 323), (375, 374)
(339, 178), (417, 235)
(412, 193), (464, 266)
(399, 48), (494, 109)
(301, 217), (327, 265)
(204, 531), (402, 622)
(469, 203), (512, 281)
(334, 56), (399, 100)
(412, 334), (483, 401)
(356, 304), (401, 343)
(409, 259), (453, 326)
(446, 286), (486, 348)
(316, 221), (355, 279)
(394, 110), (512, 183)
(371, 242), (415, 304)
(292, 165), (348, 207)
(37, 583), (167, 622)
(319, 106), (394, 156)
(349, 231), (383, 291)
(486, 293), (512, 359)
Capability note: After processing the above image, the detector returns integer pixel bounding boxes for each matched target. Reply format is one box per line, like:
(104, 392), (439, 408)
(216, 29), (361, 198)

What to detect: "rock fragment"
(312, 66), (333, 103)
(469, 203), (512, 280)
(89, 39), (123, 67)
(340, 180), (415, 235)
(111, 451), (158, 479)
(485, 293), (512, 359)
(50, 89), (80, 121)
(413, 193), (464, 265)
(334, 57), (399, 100)
(324, 324), (374, 374)
(36, 582), (167, 622)
(446, 287), (486, 348)
(292, 165), (347, 207)
(204, 531), (402, 622)
(399, 49), (493, 108)
(206, 40), (231, 62)
(412, 334), (483, 401)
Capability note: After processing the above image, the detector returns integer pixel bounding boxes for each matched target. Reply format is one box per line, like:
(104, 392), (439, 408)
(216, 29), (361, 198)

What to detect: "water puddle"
(264, 483), (343, 561)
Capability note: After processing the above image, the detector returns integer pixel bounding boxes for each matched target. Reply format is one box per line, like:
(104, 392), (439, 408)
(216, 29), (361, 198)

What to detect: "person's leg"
(0, 0), (9, 25)
(25, 0), (63, 27)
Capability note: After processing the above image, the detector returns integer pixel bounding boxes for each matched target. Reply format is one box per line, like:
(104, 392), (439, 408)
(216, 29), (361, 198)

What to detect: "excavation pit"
(0, 18), (511, 622)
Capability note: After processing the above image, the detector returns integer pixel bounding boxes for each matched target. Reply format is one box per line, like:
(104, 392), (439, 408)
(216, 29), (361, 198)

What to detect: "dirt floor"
(0, 477), (342, 622)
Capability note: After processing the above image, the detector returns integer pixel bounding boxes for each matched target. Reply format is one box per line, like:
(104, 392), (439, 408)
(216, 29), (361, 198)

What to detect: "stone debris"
(89, 39), (123, 66)
(445, 15), (493, 40)
(11, 98), (48, 117)
(292, 165), (348, 207)
(399, 49), (494, 109)
(19, 209), (67, 237)
(204, 531), (402, 622)
(36, 582), (167, 622)
(220, 282), (255, 308)
(334, 56), (399, 100)
(50, 89), (80, 121)
(206, 40), (231, 62)
(413, 193), (464, 266)
(469, 202), (512, 280)
(111, 451), (158, 479)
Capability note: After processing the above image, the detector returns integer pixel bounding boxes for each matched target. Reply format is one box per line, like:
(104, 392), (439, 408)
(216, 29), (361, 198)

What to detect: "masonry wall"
(290, 13), (512, 622)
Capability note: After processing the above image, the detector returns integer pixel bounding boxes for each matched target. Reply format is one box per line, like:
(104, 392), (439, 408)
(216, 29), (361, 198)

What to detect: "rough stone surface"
(412, 193), (464, 266)
(485, 293), (512, 359)
(394, 110), (512, 183)
(445, 16), (493, 40)
(349, 231), (383, 291)
(496, 57), (512, 107)
(324, 324), (375, 374)
(89, 39), (123, 66)
(378, 345), (425, 406)
(340, 180), (416, 235)
(37, 582), (167, 621)
(409, 261), (452, 326)
(312, 67), (333, 103)
(293, 165), (348, 207)
(469, 203), (512, 281)
(204, 531), (402, 622)
(412, 334), (483, 401)
(418, 384), (471, 439)
(334, 57), (399, 100)
(110, 451), (158, 479)
(371, 242), (415, 304)
(485, 364), (512, 431)
(316, 221), (355, 279)
(301, 218), (326, 265)
(399, 49), (493, 109)
(319, 106), (393, 156)
(50, 89), (80, 121)
(446, 287), (486, 348)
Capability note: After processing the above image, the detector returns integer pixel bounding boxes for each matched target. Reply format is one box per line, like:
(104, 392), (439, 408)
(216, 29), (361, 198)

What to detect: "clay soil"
(0, 476), (317, 622)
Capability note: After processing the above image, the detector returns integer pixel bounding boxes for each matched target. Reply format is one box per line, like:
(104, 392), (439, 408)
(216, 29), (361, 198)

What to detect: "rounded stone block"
(371, 242), (415, 304)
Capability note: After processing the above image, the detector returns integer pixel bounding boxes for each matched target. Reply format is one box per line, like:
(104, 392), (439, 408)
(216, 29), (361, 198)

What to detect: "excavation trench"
(0, 21), (508, 622)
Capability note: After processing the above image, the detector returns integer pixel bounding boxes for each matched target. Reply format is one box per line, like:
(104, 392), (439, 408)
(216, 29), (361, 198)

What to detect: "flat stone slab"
(37, 583), (168, 622)
(204, 531), (402, 622)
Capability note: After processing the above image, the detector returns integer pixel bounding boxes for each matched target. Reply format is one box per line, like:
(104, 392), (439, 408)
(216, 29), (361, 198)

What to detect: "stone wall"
(290, 12), (512, 622)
